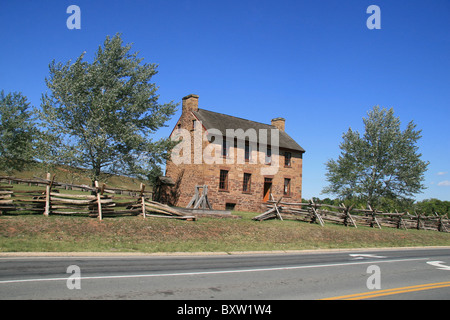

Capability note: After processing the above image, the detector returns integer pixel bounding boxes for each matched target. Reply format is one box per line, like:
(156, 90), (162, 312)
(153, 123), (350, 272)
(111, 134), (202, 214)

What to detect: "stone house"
(163, 94), (305, 212)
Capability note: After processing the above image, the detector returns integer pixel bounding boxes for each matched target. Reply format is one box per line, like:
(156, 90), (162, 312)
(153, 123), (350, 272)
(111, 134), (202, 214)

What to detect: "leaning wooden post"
(140, 183), (146, 218)
(368, 204), (381, 229)
(348, 205), (357, 228)
(95, 181), (103, 221)
(309, 198), (324, 227)
(341, 203), (357, 228)
(274, 197), (283, 221)
(398, 211), (407, 230)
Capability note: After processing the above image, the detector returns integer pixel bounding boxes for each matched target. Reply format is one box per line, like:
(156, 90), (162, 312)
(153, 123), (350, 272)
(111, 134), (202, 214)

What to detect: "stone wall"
(164, 94), (303, 212)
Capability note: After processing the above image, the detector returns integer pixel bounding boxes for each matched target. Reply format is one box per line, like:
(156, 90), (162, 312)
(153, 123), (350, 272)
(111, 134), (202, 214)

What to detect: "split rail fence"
(0, 174), (196, 221)
(254, 198), (449, 233)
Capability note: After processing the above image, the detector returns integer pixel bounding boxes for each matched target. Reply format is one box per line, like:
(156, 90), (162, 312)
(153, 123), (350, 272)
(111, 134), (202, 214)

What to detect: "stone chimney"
(271, 117), (285, 131)
(182, 94), (199, 114)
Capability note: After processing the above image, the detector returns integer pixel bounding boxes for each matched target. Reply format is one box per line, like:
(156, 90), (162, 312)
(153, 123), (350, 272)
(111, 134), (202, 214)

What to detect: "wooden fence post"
(44, 173), (55, 216)
(95, 181), (103, 221)
(309, 199), (324, 227)
(440, 214), (449, 232)
(341, 203), (357, 228)
(273, 197), (283, 221)
(368, 204), (381, 229)
(416, 213), (421, 230)
(397, 211), (407, 230)
(140, 183), (146, 218)
(44, 173), (51, 216)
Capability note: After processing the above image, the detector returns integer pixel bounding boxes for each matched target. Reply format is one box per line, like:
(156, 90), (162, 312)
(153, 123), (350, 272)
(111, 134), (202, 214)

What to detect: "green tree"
(37, 34), (177, 185)
(323, 106), (429, 206)
(0, 90), (37, 173)
(414, 198), (450, 216)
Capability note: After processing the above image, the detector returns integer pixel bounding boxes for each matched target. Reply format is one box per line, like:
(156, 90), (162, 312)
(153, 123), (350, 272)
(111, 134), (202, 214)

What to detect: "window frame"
(284, 178), (291, 196)
(219, 169), (229, 191)
(222, 137), (229, 158)
(242, 173), (252, 193)
(284, 152), (292, 167)
(244, 142), (251, 162)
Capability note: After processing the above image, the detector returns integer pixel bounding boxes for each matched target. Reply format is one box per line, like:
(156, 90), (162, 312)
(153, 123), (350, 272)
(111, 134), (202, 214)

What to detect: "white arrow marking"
(349, 254), (387, 260)
(426, 261), (450, 271)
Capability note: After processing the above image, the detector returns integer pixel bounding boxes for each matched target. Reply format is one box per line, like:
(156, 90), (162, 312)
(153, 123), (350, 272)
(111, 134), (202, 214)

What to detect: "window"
(245, 142), (251, 162)
(222, 137), (229, 158)
(219, 170), (229, 191)
(192, 120), (197, 130)
(284, 152), (292, 167)
(243, 173), (251, 192)
(284, 178), (291, 196)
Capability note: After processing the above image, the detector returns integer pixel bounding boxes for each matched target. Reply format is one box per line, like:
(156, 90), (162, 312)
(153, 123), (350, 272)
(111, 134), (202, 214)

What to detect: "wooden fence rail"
(0, 174), (196, 221)
(255, 198), (449, 233)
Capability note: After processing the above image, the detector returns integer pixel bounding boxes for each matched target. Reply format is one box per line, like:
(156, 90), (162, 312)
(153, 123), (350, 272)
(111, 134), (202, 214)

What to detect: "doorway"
(263, 178), (272, 202)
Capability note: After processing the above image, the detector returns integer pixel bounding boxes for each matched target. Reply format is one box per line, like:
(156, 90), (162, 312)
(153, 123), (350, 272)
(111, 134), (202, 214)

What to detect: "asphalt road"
(0, 247), (449, 301)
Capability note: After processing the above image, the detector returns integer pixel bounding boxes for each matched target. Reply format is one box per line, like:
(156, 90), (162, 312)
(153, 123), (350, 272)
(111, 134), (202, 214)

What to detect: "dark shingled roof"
(192, 108), (305, 153)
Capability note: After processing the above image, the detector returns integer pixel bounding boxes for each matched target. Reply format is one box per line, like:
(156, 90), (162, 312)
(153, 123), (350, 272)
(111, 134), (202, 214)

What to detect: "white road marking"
(0, 257), (428, 285)
(349, 254), (387, 260)
(427, 261), (450, 271)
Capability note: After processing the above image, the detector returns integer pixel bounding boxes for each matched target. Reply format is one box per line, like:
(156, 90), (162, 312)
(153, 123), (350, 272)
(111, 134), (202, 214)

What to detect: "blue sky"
(1, 0), (449, 201)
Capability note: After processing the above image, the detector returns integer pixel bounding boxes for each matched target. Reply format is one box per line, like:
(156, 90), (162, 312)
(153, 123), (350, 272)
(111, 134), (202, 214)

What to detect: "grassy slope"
(1, 212), (449, 253)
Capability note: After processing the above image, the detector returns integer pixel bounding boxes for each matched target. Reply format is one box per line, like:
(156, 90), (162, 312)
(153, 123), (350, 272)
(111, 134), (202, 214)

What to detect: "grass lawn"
(1, 212), (449, 253)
